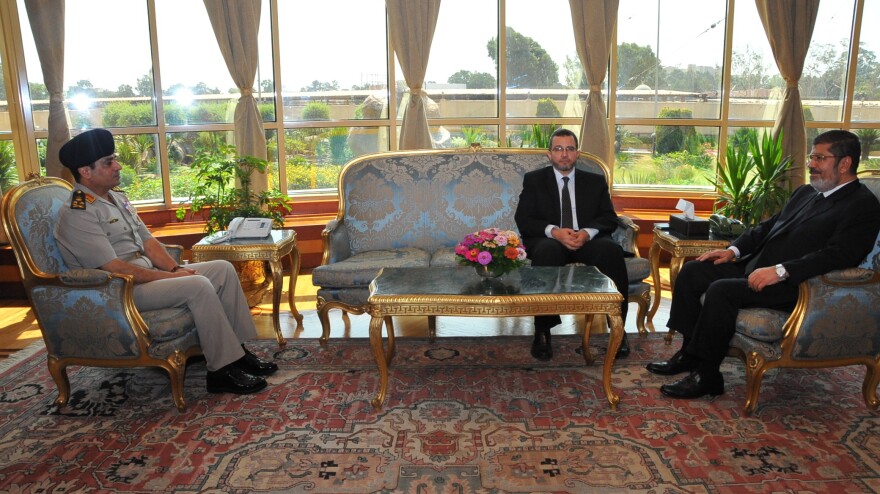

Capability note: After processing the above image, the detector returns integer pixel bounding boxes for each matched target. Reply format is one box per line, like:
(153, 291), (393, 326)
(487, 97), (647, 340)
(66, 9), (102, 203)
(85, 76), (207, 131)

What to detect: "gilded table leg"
(369, 313), (390, 409)
(647, 240), (663, 330)
(580, 315), (594, 365)
(603, 313), (623, 410)
(268, 259), (287, 348)
(384, 316), (396, 365)
(669, 256), (685, 291)
(287, 250), (304, 330)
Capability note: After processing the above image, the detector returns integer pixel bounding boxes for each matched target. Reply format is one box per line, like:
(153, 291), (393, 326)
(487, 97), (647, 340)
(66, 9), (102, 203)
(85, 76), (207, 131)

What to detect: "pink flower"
(455, 228), (527, 274)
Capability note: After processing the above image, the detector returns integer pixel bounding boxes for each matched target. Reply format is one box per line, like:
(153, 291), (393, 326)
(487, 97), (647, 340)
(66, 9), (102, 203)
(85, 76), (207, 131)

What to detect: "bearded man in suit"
(514, 128), (630, 361)
(648, 129), (880, 399)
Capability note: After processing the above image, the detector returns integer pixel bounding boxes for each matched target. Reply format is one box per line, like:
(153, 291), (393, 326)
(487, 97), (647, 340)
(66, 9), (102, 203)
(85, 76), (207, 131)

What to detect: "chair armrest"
(29, 271), (153, 359)
(162, 244), (185, 264)
(821, 267), (879, 284)
(613, 215), (640, 257)
(321, 219), (352, 265)
(782, 268), (880, 360)
(59, 268), (112, 286)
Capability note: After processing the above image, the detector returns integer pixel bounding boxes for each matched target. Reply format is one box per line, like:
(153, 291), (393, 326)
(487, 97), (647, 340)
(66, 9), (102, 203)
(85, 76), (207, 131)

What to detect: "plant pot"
(232, 260), (271, 308)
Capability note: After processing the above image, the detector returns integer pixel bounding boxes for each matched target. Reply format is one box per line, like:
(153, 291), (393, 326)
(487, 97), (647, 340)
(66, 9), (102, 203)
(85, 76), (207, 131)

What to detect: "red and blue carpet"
(0, 333), (878, 493)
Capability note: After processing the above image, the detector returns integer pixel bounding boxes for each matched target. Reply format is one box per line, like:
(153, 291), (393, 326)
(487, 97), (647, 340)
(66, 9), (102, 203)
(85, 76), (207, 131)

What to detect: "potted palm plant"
(709, 130), (792, 237)
(176, 144), (291, 305)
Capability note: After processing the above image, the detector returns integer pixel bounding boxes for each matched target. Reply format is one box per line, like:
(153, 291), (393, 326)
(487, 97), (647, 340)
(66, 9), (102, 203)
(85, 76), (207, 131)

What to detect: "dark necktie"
(560, 176), (573, 229)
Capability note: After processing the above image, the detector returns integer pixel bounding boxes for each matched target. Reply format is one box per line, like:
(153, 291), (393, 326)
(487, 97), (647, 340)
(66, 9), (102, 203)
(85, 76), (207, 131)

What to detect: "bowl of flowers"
(455, 228), (528, 278)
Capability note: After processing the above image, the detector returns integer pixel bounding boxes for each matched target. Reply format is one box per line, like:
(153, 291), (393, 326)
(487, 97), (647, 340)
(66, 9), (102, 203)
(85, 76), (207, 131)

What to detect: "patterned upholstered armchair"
(0, 177), (200, 412)
(728, 172), (880, 415)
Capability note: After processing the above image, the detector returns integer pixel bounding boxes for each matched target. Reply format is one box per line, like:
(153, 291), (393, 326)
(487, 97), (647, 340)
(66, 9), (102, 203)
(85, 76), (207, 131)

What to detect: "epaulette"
(70, 190), (97, 210)
(70, 190), (86, 210)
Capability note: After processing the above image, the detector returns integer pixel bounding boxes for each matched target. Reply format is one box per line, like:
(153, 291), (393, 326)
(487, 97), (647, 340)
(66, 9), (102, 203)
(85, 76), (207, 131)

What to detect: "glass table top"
(371, 266), (617, 297)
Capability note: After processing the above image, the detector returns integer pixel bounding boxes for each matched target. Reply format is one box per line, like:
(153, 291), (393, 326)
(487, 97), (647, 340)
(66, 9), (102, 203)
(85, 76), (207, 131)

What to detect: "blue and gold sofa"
(312, 146), (652, 342)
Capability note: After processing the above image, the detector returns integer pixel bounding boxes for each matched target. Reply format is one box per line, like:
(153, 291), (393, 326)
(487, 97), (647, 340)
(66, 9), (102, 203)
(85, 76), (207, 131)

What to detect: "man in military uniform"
(53, 128), (277, 395)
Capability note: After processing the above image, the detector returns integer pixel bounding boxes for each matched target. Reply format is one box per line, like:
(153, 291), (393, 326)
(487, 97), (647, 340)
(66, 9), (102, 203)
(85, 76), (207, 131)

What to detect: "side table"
(648, 226), (729, 343)
(191, 229), (303, 348)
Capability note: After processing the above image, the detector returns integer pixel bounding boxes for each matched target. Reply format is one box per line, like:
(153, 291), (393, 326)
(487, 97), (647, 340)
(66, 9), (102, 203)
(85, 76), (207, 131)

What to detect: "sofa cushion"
(312, 248), (431, 288)
(430, 248), (460, 267)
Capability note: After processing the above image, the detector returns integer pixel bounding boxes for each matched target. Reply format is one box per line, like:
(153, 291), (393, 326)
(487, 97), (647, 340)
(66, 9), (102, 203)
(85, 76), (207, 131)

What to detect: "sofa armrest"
(321, 219), (352, 265)
(613, 215), (640, 257)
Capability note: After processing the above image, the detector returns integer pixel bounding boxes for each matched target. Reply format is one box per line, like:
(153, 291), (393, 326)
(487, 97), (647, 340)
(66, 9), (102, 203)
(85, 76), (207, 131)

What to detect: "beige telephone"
(207, 217), (273, 243)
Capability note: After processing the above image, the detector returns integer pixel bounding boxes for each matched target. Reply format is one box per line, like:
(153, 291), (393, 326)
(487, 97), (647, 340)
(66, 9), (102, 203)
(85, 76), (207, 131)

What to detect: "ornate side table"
(191, 229), (303, 348)
(648, 226), (729, 343)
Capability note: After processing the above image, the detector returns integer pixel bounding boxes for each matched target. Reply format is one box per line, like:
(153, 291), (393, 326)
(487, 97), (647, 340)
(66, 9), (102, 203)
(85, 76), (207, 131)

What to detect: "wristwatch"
(775, 264), (789, 280)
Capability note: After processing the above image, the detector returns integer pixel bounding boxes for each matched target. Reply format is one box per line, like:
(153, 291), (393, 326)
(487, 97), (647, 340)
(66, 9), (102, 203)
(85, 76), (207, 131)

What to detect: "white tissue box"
(669, 214), (710, 238)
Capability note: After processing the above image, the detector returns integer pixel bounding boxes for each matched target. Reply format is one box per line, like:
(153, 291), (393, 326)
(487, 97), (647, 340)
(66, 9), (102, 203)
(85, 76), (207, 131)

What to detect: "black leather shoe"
(646, 349), (699, 376)
(206, 366), (267, 394)
(660, 371), (724, 399)
(614, 333), (630, 359)
(531, 331), (553, 361)
(234, 347), (278, 376)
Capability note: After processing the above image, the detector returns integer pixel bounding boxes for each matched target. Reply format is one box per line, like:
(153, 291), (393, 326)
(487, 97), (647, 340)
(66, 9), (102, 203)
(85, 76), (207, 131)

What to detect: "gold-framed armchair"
(728, 172), (880, 415)
(0, 176), (201, 412)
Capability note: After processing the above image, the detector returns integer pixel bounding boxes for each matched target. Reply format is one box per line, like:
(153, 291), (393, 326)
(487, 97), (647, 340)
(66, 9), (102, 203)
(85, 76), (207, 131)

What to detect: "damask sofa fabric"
(312, 147), (652, 341)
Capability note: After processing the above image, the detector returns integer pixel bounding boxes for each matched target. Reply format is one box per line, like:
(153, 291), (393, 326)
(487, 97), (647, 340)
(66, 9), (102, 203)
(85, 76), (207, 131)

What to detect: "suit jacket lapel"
(543, 167), (562, 223)
(766, 181), (859, 240)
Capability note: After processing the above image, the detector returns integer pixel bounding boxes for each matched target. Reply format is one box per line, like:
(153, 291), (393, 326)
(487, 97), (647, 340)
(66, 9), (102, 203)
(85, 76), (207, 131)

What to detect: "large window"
(505, 0), (582, 121)
(2, 0), (878, 206)
(0, 20), (17, 192)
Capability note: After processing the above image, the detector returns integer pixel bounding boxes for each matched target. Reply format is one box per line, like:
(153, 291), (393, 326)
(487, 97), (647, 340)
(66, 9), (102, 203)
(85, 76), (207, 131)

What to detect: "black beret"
(59, 129), (115, 171)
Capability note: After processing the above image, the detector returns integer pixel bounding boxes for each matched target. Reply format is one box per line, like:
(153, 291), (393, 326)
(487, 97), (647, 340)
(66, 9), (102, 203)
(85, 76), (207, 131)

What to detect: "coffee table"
(366, 265), (625, 410)
(191, 229), (303, 348)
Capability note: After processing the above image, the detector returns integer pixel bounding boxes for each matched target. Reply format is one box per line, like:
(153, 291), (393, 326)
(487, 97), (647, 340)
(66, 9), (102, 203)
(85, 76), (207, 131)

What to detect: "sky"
(17, 0), (877, 95)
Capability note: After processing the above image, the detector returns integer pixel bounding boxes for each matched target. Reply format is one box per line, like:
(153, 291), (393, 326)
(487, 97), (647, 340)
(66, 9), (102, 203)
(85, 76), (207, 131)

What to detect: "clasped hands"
(552, 227), (590, 251)
(696, 248), (782, 292)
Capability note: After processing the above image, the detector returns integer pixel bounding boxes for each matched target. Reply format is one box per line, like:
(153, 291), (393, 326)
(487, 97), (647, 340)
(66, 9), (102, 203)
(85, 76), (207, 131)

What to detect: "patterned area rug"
(1, 333), (879, 493)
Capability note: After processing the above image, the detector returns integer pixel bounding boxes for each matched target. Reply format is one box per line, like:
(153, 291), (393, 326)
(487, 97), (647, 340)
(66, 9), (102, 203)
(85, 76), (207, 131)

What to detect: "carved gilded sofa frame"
(1, 177), (201, 412)
(312, 145), (652, 343)
(728, 172), (880, 415)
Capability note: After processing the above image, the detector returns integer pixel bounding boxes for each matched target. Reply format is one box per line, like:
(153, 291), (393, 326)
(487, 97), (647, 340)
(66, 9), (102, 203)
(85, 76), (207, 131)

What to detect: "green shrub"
(655, 108), (696, 154)
(259, 103), (276, 122)
(535, 98), (561, 118)
(302, 101), (331, 120)
(102, 101), (155, 126)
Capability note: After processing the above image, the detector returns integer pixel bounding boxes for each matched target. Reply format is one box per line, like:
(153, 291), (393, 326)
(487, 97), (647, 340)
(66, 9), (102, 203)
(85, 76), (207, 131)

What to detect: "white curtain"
(203, 0), (268, 191)
(569, 0), (619, 163)
(386, 0), (441, 150)
(25, 0), (71, 181)
(756, 0), (820, 186)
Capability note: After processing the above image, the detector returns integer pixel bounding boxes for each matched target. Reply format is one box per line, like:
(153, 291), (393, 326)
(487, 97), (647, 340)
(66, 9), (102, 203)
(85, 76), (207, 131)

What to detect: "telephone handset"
(207, 217), (273, 244)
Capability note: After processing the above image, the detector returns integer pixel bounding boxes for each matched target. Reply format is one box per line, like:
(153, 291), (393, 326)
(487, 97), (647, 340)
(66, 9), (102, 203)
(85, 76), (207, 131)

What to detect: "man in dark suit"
(648, 129), (880, 399)
(515, 128), (630, 361)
